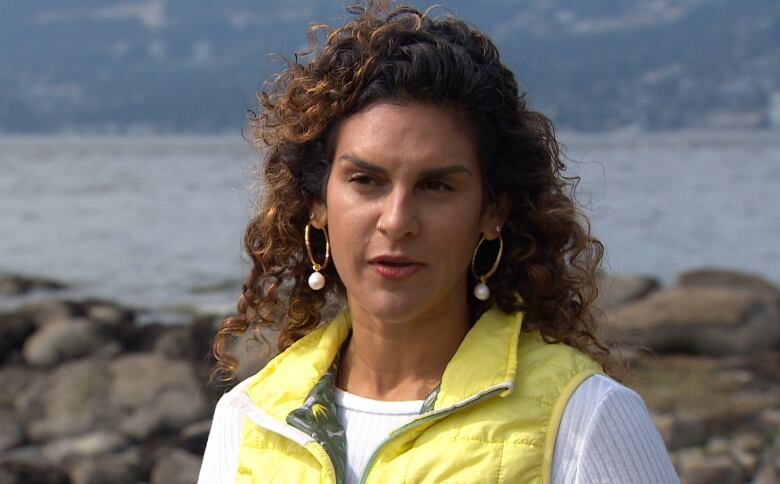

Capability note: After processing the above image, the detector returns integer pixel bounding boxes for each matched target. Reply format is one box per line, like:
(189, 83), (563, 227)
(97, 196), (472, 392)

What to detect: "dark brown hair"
(212, 2), (612, 381)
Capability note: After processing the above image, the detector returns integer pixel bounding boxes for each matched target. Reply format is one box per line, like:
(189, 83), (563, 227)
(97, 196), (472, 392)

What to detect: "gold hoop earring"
(305, 222), (330, 290)
(471, 227), (503, 301)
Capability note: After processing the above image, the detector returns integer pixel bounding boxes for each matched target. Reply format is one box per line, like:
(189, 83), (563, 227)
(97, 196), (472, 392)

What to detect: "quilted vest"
(231, 306), (603, 483)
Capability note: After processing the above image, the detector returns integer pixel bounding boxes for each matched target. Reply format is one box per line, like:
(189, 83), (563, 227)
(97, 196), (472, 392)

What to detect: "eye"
(348, 174), (378, 186)
(421, 179), (453, 192)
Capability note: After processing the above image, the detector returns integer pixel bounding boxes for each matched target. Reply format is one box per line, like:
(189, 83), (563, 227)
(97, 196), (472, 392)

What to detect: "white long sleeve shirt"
(198, 373), (678, 483)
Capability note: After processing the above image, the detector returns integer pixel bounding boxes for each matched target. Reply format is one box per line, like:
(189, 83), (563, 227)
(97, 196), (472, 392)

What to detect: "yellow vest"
(234, 307), (603, 483)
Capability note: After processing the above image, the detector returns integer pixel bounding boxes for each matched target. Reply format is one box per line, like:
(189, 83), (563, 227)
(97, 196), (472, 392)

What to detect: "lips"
(369, 255), (424, 279)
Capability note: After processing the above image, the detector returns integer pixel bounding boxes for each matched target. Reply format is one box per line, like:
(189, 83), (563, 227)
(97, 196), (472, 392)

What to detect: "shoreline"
(1, 268), (779, 483)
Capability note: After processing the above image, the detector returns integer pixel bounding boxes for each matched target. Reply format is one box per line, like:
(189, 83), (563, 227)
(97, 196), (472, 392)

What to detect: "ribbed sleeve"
(197, 384), (246, 484)
(552, 374), (680, 484)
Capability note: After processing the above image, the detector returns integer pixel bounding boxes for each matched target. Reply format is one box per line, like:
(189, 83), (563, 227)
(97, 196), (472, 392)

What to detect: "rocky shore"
(1, 268), (779, 484)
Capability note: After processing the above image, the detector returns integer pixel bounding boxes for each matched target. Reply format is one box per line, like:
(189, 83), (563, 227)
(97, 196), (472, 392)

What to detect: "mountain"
(1, 0), (778, 133)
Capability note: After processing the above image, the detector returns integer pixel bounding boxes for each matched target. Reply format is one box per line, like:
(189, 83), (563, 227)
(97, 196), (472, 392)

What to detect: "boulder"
(677, 268), (780, 300)
(15, 358), (114, 442)
(150, 448), (201, 484)
(606, 286), (780, 355)
(22, 318), (118, 367)
(0, 274), (65, 296)
(0, 445), (68, 484)
(109, 353), (208, 440)
(68, 448), (143, 484)
(42, 431), (128, 466)
(0, 410), (24, 452)
(0, 366), (41, 407)
(676, 448), (744, 484)
(0, 313), (35, 362)
(17, 299), (79, 326)
(179, 420), (212, 455)
(596, 272), (660, 311)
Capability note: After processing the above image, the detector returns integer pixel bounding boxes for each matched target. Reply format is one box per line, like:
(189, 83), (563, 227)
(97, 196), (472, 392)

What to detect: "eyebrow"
(339, 153), (473, 178)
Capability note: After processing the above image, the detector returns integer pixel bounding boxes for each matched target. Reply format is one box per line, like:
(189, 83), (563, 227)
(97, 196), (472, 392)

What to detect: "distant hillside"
(1, 0), (778, 133)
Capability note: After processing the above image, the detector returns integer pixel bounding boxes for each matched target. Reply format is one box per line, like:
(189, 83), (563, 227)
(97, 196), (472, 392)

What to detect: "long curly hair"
(212, 1), (613, 382)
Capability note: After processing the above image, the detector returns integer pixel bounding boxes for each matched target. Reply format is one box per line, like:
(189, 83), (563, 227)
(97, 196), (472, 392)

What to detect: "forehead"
(333, 101), (479, 170)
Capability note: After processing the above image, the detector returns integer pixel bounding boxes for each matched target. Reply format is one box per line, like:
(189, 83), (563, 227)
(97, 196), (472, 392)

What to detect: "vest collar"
(244, 306), (524, 419)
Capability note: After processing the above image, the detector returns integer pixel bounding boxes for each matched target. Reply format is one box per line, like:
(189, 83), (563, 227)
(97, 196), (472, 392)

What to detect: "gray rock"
(0, 274), (65, 296)
(179, 420), (212, 455)
(677, 268), (780, 300)
(68, 448), (143, 484)
(653, 413), (708, 450)
(22, 318), (118, 367)
(109, 353), (208, 439)
(81, 299), (134, 327)
(0, 365), (41, 407)
(42, 430), (128, 465)
(677, 448), (743, 484)
(150, 448), (201, 484)
(606, 286), (780, 355)
(153, 327), (197, 360)
(18, 299), (78, 326)
(0, 410), (23, 452)
(596, 272), (660, 311)
(0, 445), (68, 484)
(15, 358), (114, 442)
(0, 312), (35, 361)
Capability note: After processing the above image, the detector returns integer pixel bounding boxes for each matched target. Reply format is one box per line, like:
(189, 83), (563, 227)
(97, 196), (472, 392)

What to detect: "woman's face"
(313, 101), (502, 324)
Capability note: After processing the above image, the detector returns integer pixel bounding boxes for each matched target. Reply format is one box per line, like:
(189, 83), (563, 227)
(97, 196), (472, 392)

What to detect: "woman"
(199, 3), (678, 483)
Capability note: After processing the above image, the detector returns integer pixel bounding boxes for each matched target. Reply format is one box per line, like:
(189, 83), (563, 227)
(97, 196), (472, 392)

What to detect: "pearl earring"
(471, 226), (503, 301)
(305, 222), (330, 290)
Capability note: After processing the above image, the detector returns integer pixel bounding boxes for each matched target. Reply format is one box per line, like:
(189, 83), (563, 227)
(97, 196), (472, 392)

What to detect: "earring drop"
(305, 222), (330, 290)
(471, 226), (503, 301)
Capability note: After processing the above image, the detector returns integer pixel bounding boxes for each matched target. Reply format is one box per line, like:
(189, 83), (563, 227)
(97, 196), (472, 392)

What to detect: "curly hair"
(212, 1), (613, 382)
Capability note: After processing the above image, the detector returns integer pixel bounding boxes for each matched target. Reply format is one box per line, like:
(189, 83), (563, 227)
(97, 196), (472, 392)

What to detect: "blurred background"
(0, 1), (779, 483)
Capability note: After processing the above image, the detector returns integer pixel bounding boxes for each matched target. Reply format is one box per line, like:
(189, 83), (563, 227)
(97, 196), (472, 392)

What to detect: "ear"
(480, 194), (510, 241)
(310, 199), (328, 229)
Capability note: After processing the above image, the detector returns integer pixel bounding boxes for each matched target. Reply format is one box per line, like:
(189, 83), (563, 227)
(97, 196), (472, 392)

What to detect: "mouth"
(369, 256), (424, 279)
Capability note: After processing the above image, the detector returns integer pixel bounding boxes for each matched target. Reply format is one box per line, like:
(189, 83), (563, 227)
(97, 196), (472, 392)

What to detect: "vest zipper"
(357, 382), (513, 484)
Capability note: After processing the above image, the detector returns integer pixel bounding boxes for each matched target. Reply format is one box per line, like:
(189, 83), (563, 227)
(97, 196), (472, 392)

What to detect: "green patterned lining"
(285, 338), (441, 484)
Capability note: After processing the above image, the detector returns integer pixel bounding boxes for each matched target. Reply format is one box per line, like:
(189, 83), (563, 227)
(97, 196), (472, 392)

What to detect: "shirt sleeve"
(552, 374), (680, 484)
(198, 388), (244, 484)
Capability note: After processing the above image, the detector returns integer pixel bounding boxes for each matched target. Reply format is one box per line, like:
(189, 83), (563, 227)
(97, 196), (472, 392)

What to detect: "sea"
(1, 130), (779, 317)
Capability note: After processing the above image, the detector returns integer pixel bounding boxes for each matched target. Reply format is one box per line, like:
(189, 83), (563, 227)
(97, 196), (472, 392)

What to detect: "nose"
(377, 186), (420, 240)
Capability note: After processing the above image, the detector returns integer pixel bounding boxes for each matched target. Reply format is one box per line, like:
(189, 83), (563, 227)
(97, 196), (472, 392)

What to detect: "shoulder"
(552, 374), (680, 484)
(197, 376), (255, 484)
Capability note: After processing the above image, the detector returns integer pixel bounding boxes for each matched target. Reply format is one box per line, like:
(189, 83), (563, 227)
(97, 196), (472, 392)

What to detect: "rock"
(22, 318), (118, 367)
(0, 445), (68, 484)
(606, 286), (780, 355)
(0, 366), (41, 407)
(15, 358), (114, 442)
(0, 410), (24, 452)
(0, 274), (65, 296)
(154, 327), (197, 360)
(596, 272), (660, 311)
(179, 420), (212, 455)
(653, 413), (708, 450)
(677, 268), (780, 300)
(732, 432), (766, 454)
(0, 312), (35, 362)
(42, 431), (128, 465)
(109, 353), (208, 439)
(17, 299), (79, 326)
(150, 448), (201, 484)
(677, 448), (743, 484)
(81, 299), (134, 327)
(705, 437), (731, 456)
(68, 448), (143, 484)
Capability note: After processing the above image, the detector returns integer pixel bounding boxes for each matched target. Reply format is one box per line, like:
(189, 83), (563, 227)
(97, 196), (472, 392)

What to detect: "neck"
(337, 298), (471, 401)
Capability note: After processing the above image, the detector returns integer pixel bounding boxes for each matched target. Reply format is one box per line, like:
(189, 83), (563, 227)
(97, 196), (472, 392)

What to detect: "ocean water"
(1, 131), (778, 314)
